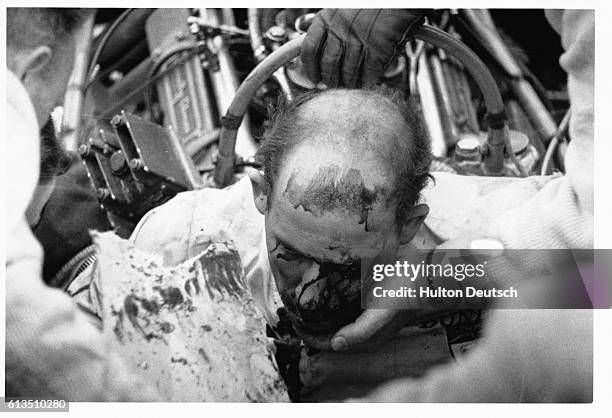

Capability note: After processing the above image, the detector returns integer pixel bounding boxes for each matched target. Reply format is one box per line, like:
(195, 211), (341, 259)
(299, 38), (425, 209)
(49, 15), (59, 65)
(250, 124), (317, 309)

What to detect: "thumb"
(331, 309), (398, 351)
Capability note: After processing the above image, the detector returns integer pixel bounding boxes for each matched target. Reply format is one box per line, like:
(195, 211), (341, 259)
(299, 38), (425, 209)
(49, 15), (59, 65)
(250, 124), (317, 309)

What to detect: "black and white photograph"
(2, 2), (610, 414)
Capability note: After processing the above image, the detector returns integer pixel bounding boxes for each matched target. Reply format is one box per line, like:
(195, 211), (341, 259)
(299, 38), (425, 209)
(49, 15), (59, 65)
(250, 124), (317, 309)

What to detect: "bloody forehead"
(281, 164), (386, 230)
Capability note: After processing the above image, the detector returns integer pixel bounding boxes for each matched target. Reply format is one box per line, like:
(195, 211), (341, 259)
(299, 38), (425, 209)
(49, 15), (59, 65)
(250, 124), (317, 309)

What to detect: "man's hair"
(38, 117), (71, 184)
(7, 8), (92, 50)
(256, 86), (432, 224)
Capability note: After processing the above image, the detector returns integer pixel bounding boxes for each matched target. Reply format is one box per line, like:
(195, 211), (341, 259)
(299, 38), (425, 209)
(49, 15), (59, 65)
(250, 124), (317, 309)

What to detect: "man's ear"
(399, 203), (429, 241)
(245, 167), (268, 215)
(13, 46), (52, 81)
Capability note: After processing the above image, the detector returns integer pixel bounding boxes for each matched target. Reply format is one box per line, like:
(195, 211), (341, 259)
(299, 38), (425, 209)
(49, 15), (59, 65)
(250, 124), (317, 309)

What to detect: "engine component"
(248, 8), (316, 99)
(190, 8), (258, 161)
(452, 130), (540, 176)
(213, 37), (303, 187)
(461, 9), (558, 143)
(455, 134), (483, 165)
(412, 42), (448, 157)
(505, 130), (540, 176)
(81, 8), (264, 226)
(145, 9), (219, 160)
(79, 111), (202, 223)
(79, 8), (565, 232)
(61, 13), (95, 151)
(541, 109), (571, 175)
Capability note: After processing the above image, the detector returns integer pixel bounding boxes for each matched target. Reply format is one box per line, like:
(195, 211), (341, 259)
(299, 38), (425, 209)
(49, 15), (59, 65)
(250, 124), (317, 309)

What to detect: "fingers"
(339, 38), (365, 88)
(331, 309), (398, 351)
(301, 8), (357, 88)
(317, 32), (344, 88)
(300, 13), (328, 85)
(293, 323), (333, 351)
(351, 9), (384, 87)
(358, 49), (386, 88)
(301, 8), (427, 89)
(295, 309), (406, 353)
(337, 9), (366, 88)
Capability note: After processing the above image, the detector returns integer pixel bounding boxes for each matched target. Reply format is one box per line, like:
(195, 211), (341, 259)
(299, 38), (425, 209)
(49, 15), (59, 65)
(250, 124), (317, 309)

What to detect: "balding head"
(251, 87), (431, 335)
(257, 87), (431, 226)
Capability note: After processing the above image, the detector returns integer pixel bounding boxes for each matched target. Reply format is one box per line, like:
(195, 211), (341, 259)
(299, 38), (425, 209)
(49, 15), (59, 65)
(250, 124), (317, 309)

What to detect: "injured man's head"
(249, 87), (431, 335)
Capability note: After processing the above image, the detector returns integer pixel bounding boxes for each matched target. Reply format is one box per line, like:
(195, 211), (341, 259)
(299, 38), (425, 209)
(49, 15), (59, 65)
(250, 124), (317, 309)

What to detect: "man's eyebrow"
(275, 238), (360, 266)
(275, 238), (331, 264)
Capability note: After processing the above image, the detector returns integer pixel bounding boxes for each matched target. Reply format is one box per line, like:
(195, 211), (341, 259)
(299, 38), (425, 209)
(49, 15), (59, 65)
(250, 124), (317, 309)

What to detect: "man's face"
(264, 145), (403, 334)
(22, 36), (77, 127)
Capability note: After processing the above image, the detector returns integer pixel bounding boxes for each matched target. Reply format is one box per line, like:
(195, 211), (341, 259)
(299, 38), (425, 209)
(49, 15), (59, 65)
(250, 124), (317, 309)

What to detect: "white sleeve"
(364, 11), (595, 403)
(486, 10), (594, 250)
(4, 72), (158, 400)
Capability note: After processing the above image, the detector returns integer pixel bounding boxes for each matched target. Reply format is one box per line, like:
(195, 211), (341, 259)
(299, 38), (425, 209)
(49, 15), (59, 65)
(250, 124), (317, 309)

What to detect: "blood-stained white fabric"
(130, 175), (283, 325)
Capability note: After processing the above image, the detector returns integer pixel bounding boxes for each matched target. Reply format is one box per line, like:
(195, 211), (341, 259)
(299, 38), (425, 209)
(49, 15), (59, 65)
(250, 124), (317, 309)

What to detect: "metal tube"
(416, 52), (449, 157)
(512, 78), (558, 141)
(61, 13), (95, 150)
(461, 9), (557, 143)
(214, 36), (304, 187)
(410, 26), (512, 174)
(413, 26), (522, 175)
(248, 8), (266, 62)
(272, 68), (295, 101)
(541, 109), (571, 175)
(200, 8), (257, 161)
(429, 52), (458, 146)
(461, 9), (522, 78)
(414, 26), (504, 115)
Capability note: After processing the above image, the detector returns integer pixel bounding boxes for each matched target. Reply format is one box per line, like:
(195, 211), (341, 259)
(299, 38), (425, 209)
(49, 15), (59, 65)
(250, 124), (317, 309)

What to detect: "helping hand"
(301, 9), (427, 88)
